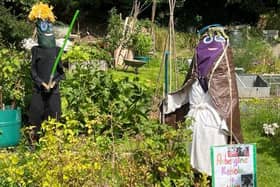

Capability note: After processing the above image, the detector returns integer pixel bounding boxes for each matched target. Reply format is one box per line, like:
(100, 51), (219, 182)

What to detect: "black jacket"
(31, 46), (65, 93)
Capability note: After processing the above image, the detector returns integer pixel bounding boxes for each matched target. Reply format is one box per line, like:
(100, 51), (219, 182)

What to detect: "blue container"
(0, 107), (21, 148)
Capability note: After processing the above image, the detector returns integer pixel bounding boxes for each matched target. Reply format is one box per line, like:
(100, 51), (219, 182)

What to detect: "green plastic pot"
(0, 107), (21, 148)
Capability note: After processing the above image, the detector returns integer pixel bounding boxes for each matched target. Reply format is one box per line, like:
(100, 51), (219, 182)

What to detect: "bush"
(105, 8), (124, 55)
(60, 63), (151, 137)
(0, 48), (31, 109)
(62, 44), (112, 68)
(0, 117), (194, 186)
(132, 32), (153, 56)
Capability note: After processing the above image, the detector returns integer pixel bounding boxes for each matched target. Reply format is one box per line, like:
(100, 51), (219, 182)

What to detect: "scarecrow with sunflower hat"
(28, 2), (64, 141)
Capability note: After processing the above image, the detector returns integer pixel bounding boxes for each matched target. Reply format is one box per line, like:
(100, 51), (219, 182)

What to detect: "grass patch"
(240, 98), (280, 186)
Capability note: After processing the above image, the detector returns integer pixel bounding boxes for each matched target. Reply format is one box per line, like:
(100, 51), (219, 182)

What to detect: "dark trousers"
(29, 91), (61, 135)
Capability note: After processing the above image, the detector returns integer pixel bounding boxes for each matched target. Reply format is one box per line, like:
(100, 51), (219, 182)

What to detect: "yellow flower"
(28, 2), (56, 22)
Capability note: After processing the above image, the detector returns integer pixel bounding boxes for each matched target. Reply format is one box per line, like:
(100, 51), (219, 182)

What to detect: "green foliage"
(176, 32), (198, 50)
(176, 57), (190, 74)
(133, 121), (194, 186)
(60, 63), (151, 137)
(90, 44), (111, 62)
(132, 19), (153, 50)
(232, 30), (274, 72)
(105, 7), (123, 54)
(106, 10), (153, 57)
(62, 45), (91, 63)
(62, 44), (111, 66)
(154, 26), (168, 51)
(0, 61), (193, 185)
(0, 51), (194, 185)
(132, 32), (153, 56)
(240, 98), (280, 136)
(0, 49), (31, 108)
(0, 116), (194, 186)
(154, 25), (197, 56)
(0, 119), (108, 186)
(0, 5), (32, 48)
(110, 54), (167, 92)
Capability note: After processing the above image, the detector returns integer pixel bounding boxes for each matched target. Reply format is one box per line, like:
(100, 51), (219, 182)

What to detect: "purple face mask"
(196, 35), (226, 92)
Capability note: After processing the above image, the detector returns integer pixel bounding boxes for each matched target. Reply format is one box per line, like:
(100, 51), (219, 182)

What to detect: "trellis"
(155, 0), (178, 97)
(152, 0), (178, 123)
(114, 0), (151, 66)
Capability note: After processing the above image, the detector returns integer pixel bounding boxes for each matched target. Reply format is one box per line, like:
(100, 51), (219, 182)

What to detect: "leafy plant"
(60, 63), (151, 137)
(0, 48), (31, 109)
(61, 45), (91, 64)
(132, 120), (194, 186)
(105, 9), (154, 58)
(0, 116), (194, 186)
(90, 44), (111, 62)
(62, 44), (112, 68)
(105, 7), (124, 55)
(132, 32), (153, 56)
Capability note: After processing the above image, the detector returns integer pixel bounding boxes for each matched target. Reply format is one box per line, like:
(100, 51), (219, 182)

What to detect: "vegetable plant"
(132, 32), (153, 56)
(0, 49), (30, 109)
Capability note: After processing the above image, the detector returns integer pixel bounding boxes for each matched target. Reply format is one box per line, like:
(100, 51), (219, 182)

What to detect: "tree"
(2, 0), (50, 15)
(0, 5), (32, 48)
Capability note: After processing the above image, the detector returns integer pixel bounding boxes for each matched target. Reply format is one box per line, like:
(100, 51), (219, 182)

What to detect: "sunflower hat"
(28, 2), (56, 22)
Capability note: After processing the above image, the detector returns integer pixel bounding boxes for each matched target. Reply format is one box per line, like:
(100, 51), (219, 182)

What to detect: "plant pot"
(134, 56), (149, 63)
(0, 106), (21, 148)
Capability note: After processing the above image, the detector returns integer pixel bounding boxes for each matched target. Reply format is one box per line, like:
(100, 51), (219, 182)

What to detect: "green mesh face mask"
(36, 20), (56, 48)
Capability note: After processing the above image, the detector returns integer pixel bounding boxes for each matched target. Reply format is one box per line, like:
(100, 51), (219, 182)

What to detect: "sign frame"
(211, 144), (257, 187)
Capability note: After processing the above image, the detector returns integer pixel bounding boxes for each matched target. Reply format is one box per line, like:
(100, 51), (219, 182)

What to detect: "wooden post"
(164, 51), (170, 96)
